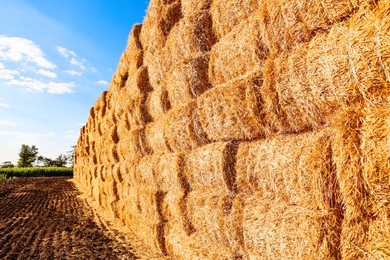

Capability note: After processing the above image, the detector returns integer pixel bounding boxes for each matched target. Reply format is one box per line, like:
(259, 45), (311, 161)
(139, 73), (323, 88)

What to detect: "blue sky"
(0, 0), (149, 165)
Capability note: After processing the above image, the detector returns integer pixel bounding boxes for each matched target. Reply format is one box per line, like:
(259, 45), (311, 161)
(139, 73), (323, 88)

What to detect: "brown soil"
(0, 177), (137, 260)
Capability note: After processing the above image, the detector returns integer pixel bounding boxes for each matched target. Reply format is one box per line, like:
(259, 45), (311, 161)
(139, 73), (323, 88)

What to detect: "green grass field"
(0, 167), (73, 179)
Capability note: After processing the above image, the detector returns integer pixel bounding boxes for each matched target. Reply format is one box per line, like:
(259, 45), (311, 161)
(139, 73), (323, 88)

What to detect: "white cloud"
(8, 76), (75, 94)
(38, 69), (57, 78)
(90, 67), (98, 73)
(0, 68), (19, 80)
(70, 57), (86, 70)
(0, 102), (9, 108)
(0, 35), (56, 69)
(0, 120), (17, 127)
(56, 46), (77, 58)
(96, 80), (109, 86)
(63, 70), (82, 76)
(65, 130), (78, 140)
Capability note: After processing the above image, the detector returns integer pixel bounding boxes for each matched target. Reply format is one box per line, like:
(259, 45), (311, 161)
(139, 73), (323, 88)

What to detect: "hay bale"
(243, 196), (342, 260)
(165, 10), (216, 64)
(181, 0), (212, 17)
(236, 129), (343, 210)
(117, 130), (144, 163)
(262, 3), (390, 134)
(143, 48), (171, 89)
(164, 101), (209, 152)
(145, 120), (172, 155)
(333, 107), (373, 259)
(185, 193), (236, 258)
(361, 104), (390, 216)
(210, 0), (258, 39)
(166, 54), (211, 109)
(364, 216), (390, 259)
(140, 0), (182, 55)
(184, 141), (239, 194)
(208, 17), (268, 87)
(197, 79), (263, 141)
(256, 0), (376, 53)
(146, 83), (171, 121)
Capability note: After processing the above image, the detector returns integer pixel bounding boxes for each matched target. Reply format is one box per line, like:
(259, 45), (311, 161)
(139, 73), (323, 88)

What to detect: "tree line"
(1, 144), (75, 168)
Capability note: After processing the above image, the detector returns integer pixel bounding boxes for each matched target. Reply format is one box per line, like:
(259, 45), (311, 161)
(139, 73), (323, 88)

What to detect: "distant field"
(0, 167), (73, 179)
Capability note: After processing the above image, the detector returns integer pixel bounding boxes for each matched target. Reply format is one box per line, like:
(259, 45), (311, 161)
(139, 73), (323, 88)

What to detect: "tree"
(37, 156), (53, 167)
(17, 144), (39, 168)
(67, 145), (76, 166)
(53, 154), (68, 167)
(1, 161), (14, 168)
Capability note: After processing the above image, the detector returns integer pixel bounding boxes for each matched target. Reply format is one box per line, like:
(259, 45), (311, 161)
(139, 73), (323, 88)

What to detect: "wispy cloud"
(0, 35), (56, 69)
(65, 130), (78, 140)
(0, 102), (9, 108)
(38, 69), (57, 78)
(56, 46), (77, 58)
(63, 70), (82, 76)
(0, 120), (17, 127)
(8, 76), (75, 94)
(96, 80), (109, 86)
(70, 57), (86, 70)
(57, 45), (87, 70)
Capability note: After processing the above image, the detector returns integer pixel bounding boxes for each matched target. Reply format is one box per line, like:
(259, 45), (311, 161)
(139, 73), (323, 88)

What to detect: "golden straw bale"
(210, 0), (258, 40)
(143, 49), (171, 89)
(361, 104), (390, 215)
(333, 107), (372, 259)
(364, 216), (390, 259)
(236, 129), (342, 210)
(208, 18), (268, 87)
(164, 101), (209, 152)
(256, 0), (377, 53)
(262, 3), (390, 135)
(140, 0), (182, 55)
(184, 141), (239, 194)
(145, 120), (172, 155)
(243, 196), (342, 260)
(197, 80), (263, 141)
(181, 0), (212, 17)
(166, 54), (211, 109)
(164, 223), (194, 259)
(146, 83), (171, 121)
(117, 130), (143, 163)
(165, 10), (216, 65)
(186, 193), (235, 258)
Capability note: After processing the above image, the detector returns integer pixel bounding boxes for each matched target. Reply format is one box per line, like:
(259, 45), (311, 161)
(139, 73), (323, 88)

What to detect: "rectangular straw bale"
(262, 3), (390, 135)
(256, 0), (376, 53)
(117, 130), (143, 163)
(243, 196), (342, 260)
(186, 192), (235, 258)
(164, 223), (194, 259)
(145, 120), (172, 155)
(236, 129), (342, 210)
(184, 141), (238, 194)
(210, 0), (258, 40)
(333, 107), (372, 260)
(165, 10), (216, 65)
(181, 0), (212, 17)
(208, 17), (268, 87)
(140, 0), (182, 55)
(164, 100), (209, 153)
(364, 216), (390, 259)
(197, 79), (263, 141)
(143, 48), (171, 89)
(146, 83), (170, 121)
(166, 54), (211, 109)
(361, 104), (390, 216)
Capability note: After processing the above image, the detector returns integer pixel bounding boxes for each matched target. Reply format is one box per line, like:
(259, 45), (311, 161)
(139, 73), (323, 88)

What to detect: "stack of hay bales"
(74, 0), (389, 258)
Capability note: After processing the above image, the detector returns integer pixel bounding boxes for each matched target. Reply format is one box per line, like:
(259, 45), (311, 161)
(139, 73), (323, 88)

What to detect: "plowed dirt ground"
(0, 177), (136, 259)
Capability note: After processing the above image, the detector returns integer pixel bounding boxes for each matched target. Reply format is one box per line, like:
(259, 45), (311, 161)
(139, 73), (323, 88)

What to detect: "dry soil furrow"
(0, 177), (136, 260)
